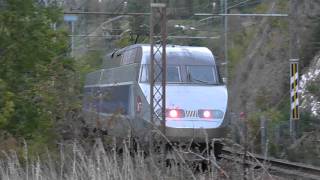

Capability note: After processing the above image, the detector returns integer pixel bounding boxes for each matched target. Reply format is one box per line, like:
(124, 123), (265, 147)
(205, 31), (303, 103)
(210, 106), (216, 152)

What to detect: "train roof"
(114, 44), (213, 54)
(103, 44), (216, 68)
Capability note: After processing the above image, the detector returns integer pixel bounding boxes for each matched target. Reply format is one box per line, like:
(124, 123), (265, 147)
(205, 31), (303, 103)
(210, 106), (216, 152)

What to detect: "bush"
(0, 0), (77, 148)
(307, 80), (320, 98)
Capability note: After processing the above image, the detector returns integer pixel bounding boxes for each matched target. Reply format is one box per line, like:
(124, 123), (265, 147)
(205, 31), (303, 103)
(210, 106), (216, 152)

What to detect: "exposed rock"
(300, 54), (320, 117)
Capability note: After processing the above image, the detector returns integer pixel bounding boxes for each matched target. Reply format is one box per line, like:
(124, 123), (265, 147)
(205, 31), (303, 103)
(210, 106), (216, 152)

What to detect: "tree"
(127, 0), (149, 44)
(0, 0), (75, 144)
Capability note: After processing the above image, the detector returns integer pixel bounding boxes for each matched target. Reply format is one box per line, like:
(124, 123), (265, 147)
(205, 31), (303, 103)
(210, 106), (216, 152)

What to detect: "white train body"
(83, 44), (228, 142)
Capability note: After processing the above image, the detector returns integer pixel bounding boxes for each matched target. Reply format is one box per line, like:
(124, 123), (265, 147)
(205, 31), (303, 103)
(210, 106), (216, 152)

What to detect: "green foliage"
(76, 51), (103, 86)
(248, 90), (320, 156)
(307, 80), (320, 98)
(253, 3), (268, 13)
(0, 80), (15, 128)
(299, 111), (319, 133)
(277, 0), (289, 12)
(127, 0), (149, 38)
(115, 33), (148, 48)
(247, 91), (291, 154)
(255, 88), (274, 111)
(228, 27), (256, 77)
(248, 109), (285, 132)
(245, 2), (268, 13)
(270, 18), (288, 30)
(107, 0), (151, 47)
(247, 108), (289, 154)
(300, 18), (320, 67)
(228, 45), (243, 73)
(0, 0), (74, 145)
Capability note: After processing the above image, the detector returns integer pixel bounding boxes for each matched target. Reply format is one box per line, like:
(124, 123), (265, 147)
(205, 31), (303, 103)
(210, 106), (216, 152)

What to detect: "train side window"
(216, 65), (223, 84)
(121, 48), (137, 65)
(140, 65), (148, 82)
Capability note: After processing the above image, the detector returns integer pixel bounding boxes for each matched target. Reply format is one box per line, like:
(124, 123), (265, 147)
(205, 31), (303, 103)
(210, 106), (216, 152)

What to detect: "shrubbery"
(0, 0), (76, 150)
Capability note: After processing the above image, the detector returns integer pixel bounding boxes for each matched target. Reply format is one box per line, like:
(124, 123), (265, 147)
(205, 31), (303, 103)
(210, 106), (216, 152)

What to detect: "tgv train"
(83, 44), (228, 143)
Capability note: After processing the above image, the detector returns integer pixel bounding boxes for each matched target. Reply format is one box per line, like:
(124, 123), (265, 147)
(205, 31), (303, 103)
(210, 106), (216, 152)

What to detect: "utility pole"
(224, 0), (228, 84)
(290, 59), (299, 140)
(149, 2), (167, 169)
(240, 112), (248, 180)
(260, 115), (267, 157)
(289, 0), (299, 141)
(63, 15), (78, 57)
(149, 2), (167, 136)
(71, 21), (75, 57)
(218, 0), (227, 82)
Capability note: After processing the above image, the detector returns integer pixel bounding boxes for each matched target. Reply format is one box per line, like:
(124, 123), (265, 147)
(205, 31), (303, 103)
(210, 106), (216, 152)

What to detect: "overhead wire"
(167, 13), (287, 44)
(168, 0), (284, 39)
(68, 0), (131, 52)
(67, 0), (271, 49)
(166, 18), (262, 43)
(198, 0), (261, 22)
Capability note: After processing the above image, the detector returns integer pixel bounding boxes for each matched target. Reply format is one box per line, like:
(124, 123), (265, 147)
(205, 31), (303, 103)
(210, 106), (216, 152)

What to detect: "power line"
(64, 1), (260, 18)
(228, 0), (253, 9)
(167, 13), (288, 39)
(166, 35), (220, 39)
(68, 34), (220, 40)
(195, 13), (288, 17)
(68, 35), (122, 38)
(71, 14), (265, 41)
(64, 3), (288, 53)
(199, 0), (287, 22)
(64, 11), (150, 16)
(208, 0), (263, 15)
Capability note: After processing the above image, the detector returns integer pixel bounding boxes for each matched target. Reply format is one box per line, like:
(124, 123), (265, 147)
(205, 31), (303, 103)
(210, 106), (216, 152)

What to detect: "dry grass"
(0, 137), (218, 180)
(0, 135), (283, 180)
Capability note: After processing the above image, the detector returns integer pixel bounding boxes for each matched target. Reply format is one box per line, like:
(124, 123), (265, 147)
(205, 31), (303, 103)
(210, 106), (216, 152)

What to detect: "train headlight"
(166, 109), (185, 119)
(198, 110), (224, 119)
(169, 109), (178, 118)
(203, 110), (211, 118)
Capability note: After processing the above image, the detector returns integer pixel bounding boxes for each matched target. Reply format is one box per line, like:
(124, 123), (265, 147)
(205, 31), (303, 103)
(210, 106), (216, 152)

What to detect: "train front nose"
(165, 118), (227, 142)
(165, 126), (227, 142)
(164, 85), (228, 141)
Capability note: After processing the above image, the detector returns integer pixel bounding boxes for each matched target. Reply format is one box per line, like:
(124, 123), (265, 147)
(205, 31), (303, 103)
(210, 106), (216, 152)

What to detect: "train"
(83, 44), (229, 144)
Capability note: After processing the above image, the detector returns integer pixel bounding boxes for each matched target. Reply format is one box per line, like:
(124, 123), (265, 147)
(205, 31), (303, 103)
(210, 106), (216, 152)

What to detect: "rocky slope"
(229, 0), (320, 118)
(300, 53), (320, 118)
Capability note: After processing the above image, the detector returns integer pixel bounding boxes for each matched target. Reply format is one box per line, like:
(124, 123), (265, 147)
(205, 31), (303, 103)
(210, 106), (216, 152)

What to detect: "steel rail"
(221, 147), (320, 180)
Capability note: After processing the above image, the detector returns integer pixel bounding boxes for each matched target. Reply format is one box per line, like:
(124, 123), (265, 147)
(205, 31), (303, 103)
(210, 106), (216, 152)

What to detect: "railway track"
(220, 147), (320, 180)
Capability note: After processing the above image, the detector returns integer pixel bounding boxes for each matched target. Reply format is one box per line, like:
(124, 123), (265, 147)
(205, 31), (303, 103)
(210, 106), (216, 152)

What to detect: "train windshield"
(140, 65), (181, 83)
(140, 65), (219, 84)
(187, 66), (218, 84)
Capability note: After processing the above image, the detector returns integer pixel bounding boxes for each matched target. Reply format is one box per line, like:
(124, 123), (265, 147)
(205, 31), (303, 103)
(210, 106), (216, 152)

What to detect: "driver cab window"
(187, 65), (217, 84)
